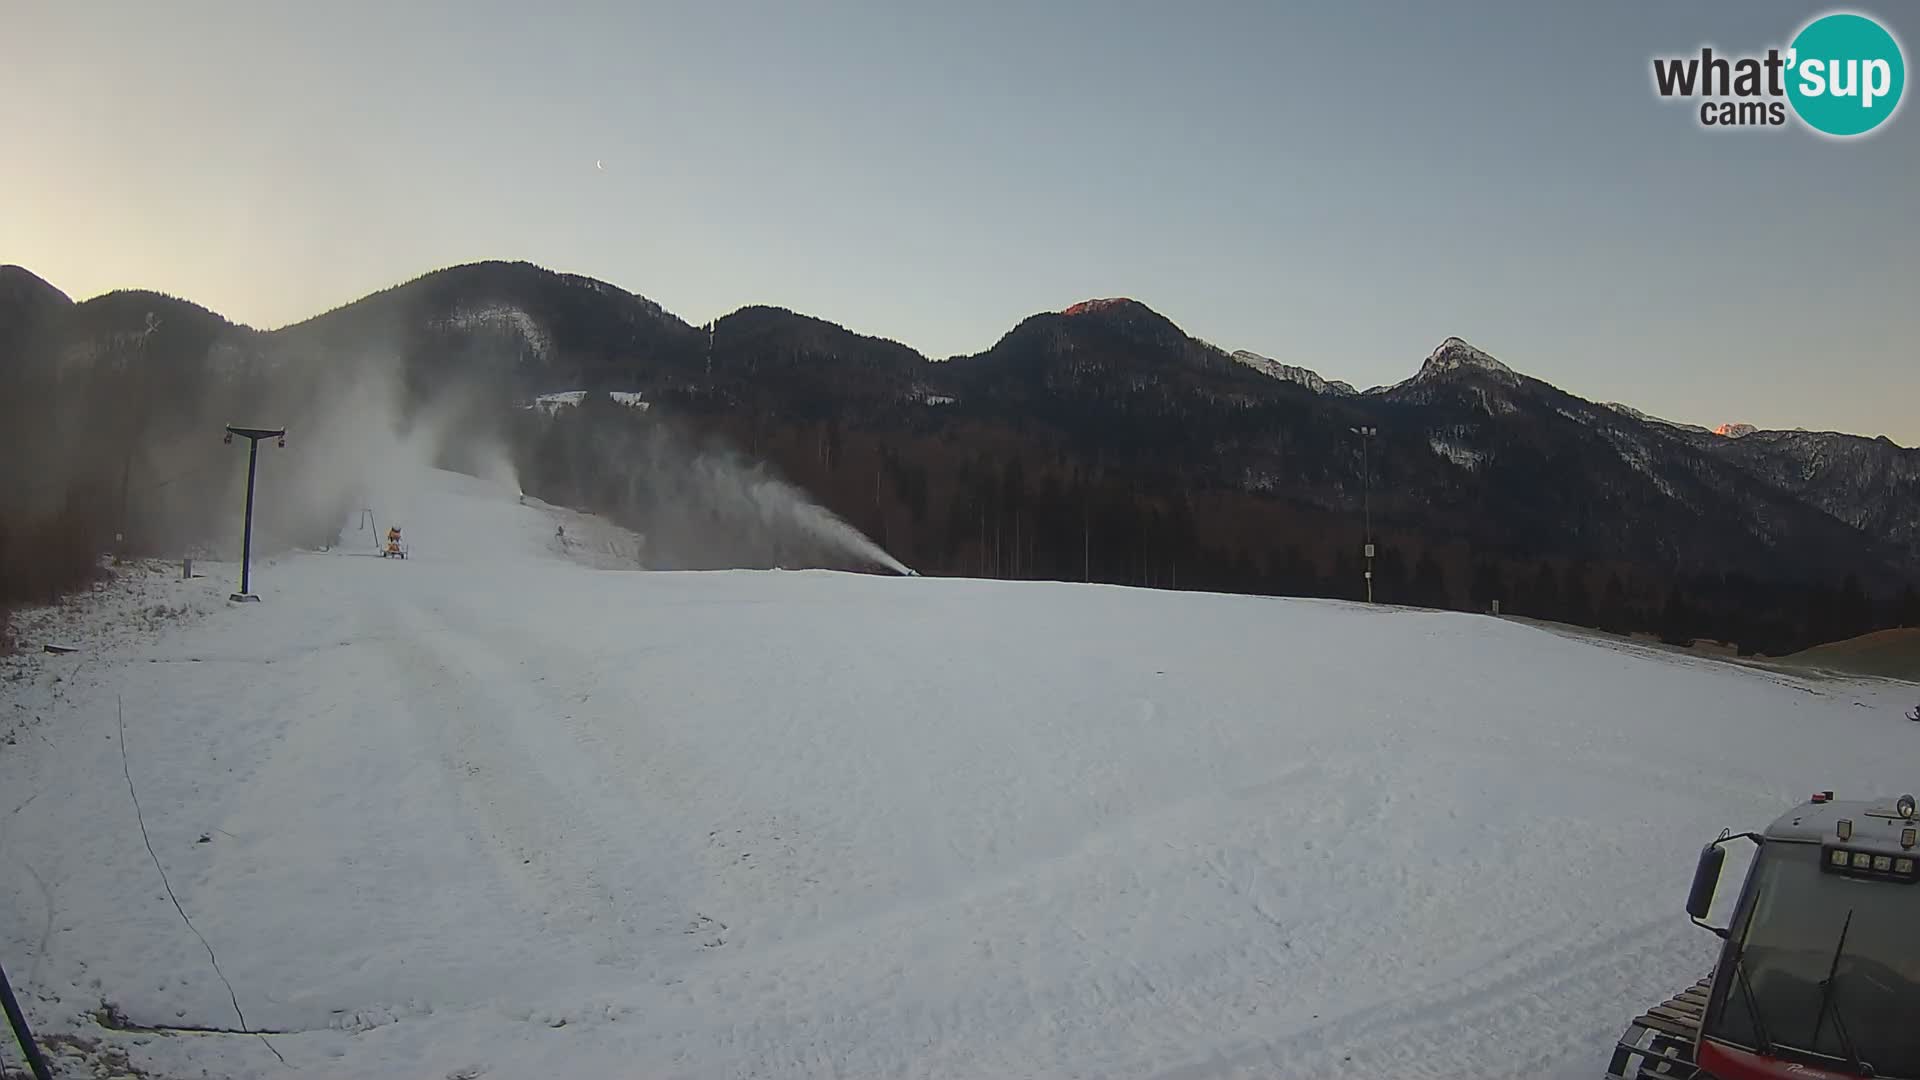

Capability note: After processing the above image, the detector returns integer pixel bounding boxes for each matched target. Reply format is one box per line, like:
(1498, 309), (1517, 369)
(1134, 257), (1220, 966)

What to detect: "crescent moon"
(595, 160), (605, 171)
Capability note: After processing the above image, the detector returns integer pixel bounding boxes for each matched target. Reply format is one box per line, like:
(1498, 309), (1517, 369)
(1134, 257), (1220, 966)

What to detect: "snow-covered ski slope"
(3, 467), (1916, 1080)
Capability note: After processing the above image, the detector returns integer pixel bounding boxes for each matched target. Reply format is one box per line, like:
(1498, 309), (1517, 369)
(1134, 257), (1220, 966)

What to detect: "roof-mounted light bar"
(1824, 845), (1919, 882)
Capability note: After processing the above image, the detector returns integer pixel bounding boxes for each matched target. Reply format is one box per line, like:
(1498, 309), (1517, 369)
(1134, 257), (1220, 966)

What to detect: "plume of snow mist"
(533, 411), (908, 574)
(225, 346), (524, 559)
(215, 347), (413, 557)
(676, 446), (910, 575)
(396, 375), (523, 496)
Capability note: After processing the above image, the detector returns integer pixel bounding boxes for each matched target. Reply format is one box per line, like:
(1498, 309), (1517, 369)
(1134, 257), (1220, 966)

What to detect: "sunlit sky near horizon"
(5, 2), (1917, 442)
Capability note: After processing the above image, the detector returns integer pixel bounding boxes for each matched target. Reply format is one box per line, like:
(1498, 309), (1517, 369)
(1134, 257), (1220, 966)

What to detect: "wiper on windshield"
(1809, 908), (1870, 1077)
(1728, 944), (1776, 1058)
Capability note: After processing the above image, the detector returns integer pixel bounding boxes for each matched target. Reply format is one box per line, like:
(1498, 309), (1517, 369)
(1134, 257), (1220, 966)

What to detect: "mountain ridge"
(6, 258), (1915, 659)
(13, 264), (1910, 451)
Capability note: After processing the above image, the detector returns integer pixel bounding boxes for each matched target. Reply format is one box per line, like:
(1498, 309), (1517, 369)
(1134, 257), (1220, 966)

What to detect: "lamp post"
(224, 425), (285, 602)
(1350, 425), (1377, 603)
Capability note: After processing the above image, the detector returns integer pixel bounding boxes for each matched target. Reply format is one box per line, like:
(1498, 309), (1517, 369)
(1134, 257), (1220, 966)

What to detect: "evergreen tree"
(1805, 581), (1838, 645)
(1894, 584), (1920, 628)
(1599, 573), (1631, 634)
(1562, 564), (1595, 628)
(1374, 547), (1409, 604)
(1835, 574), (1873, 641)
(1659, 585), (1695, 646)
(1469, 560), (1505, 613)
(1529, 562), (1562, 620)
(1411, 550), (1449, 609)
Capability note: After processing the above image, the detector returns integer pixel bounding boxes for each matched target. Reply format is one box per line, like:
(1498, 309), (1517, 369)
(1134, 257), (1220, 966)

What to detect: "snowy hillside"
(1228, 350), (1357, 396)
(1602, 402), (1711, 434)
(3, 467), (1916, 1080)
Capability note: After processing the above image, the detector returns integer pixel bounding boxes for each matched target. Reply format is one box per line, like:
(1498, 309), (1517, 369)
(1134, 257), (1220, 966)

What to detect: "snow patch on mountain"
(902, 385), (958, 406)
(1229, 350), (1357, 395)
(1700, 429), (1920, 555)
(523, 390), (650, 415)
(1600, 427), (1680, 499)
(1473, 386), (1519, 416)
(558, 273), (625, 299)
(1369, 377), (1519, 414)
(1415, 337), (1520, 385)
(1239, 467), (1282, 492)
(438, 303), (553, 360)
(1603, 403), (1712, 435)
(531, 390), (586, 411)
(1429, 435), (1489, 471)
(555, 272), (672, 323)
(1373, 337), (1521, 399)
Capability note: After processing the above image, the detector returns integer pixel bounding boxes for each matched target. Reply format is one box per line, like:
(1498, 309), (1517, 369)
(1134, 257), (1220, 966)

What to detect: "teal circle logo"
(1786, 13), (1905, 136)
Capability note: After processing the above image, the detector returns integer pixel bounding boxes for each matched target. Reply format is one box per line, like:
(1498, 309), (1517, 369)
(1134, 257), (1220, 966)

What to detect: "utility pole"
(1351, 425), (1378, 603)
(224, 425), (285, 602)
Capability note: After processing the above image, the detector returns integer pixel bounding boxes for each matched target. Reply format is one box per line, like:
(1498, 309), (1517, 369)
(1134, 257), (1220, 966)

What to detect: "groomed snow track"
(3, 467), (1917, 1079)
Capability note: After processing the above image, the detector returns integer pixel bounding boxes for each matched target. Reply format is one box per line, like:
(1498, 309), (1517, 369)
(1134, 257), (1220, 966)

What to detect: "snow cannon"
(1606, 791), (1920, 1079)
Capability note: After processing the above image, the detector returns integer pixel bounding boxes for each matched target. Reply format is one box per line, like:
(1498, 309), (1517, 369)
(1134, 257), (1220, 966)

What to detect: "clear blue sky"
(5, 2), (1916, 442)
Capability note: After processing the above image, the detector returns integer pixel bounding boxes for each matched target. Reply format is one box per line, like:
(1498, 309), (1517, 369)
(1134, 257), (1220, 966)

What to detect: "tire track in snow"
(1150, 912), (1688, 1079)
(379, 597), (689, 971)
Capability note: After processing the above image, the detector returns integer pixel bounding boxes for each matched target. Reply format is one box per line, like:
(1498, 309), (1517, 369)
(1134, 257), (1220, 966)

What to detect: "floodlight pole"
(225, 425), (285, 602)
(1351, 425), (1377, 603)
